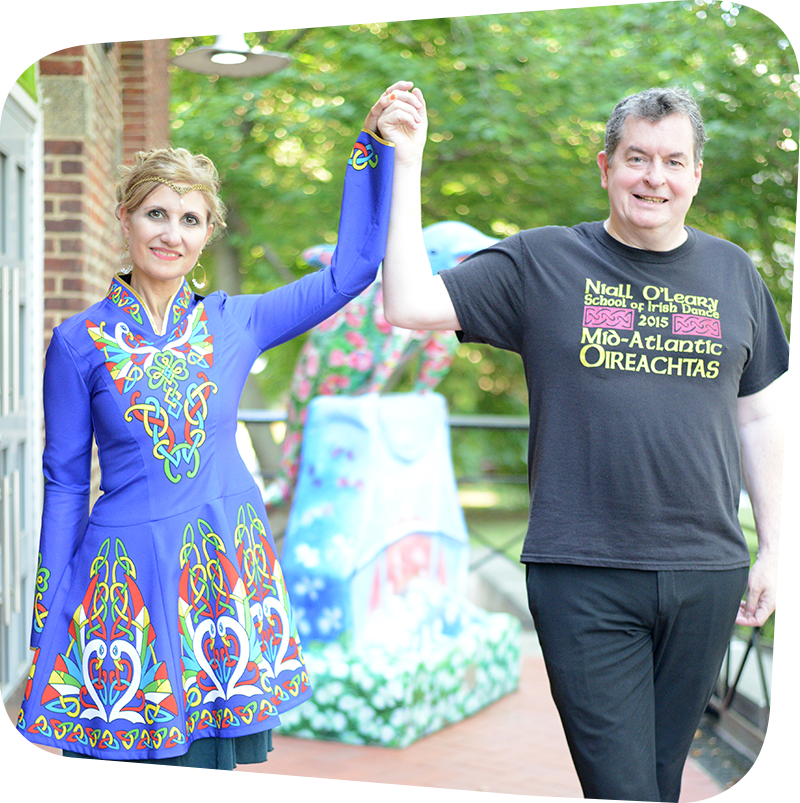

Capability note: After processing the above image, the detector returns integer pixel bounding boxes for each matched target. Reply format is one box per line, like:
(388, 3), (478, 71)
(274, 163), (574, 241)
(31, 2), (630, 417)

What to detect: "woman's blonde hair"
(115, 147), (227, 242)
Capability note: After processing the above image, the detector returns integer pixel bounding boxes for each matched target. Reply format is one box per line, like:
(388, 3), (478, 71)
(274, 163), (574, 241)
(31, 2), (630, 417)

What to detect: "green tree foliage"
(170, 2), (796, 476)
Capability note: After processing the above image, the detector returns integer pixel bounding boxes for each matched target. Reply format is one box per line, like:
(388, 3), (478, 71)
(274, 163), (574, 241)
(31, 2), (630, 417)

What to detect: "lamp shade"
(171, 33), (291, 77)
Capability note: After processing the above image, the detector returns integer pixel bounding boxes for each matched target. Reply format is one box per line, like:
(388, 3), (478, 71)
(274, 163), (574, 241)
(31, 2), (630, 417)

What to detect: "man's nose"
(644, 160), (666, 187)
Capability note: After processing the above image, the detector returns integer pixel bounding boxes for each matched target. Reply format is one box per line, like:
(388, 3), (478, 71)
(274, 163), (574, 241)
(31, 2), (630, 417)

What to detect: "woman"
(16, 86), (403, 769)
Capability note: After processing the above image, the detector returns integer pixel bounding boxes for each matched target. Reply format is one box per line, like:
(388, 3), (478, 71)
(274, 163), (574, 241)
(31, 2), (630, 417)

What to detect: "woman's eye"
(147, 209), (164, 219)
(184, 215), (199, 225)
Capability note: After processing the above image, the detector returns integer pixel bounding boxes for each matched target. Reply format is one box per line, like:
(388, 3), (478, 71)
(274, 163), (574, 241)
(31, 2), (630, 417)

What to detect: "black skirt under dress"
(63, 730), (273, 769)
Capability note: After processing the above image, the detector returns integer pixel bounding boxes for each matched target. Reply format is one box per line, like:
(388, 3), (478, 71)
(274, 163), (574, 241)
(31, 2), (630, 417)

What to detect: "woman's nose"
(161, 220), (182, 245)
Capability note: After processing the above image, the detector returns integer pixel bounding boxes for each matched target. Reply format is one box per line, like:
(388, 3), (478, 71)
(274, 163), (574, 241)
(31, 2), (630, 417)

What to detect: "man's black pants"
(526, 563), (749, 802)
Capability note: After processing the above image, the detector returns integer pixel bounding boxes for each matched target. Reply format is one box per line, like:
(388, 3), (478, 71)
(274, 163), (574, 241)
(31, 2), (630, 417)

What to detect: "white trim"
(0, 81), (43, 699)
(0, 64), (37, 123)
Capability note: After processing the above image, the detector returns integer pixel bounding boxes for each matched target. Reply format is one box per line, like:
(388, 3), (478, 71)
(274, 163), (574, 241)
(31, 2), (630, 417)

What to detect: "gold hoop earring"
(191, 261), (207, 290)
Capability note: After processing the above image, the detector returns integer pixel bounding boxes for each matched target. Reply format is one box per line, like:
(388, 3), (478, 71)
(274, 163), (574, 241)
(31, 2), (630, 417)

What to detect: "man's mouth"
(634, 194), (668, 204)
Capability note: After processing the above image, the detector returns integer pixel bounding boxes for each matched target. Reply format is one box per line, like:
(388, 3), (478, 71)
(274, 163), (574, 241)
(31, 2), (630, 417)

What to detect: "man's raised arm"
(365, 81), (461, 332)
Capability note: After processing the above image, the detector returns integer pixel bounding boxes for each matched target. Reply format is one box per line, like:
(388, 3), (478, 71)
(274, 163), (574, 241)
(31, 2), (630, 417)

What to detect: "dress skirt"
(63, 729), (273, 769)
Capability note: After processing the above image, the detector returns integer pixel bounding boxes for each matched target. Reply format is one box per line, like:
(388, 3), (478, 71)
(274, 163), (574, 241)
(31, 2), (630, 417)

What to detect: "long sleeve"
(31, 327), (94, 648)
(226, 128), (396, 352)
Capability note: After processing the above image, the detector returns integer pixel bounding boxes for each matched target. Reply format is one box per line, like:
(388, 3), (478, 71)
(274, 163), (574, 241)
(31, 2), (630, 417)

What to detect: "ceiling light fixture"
(171, 33), (291, 78)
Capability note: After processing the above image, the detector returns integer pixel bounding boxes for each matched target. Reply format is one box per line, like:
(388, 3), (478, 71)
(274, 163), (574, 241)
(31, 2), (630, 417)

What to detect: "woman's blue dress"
(16, 129), (394, 762)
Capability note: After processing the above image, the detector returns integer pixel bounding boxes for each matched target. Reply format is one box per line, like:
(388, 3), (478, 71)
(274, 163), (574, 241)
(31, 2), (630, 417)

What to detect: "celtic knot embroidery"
(38, 537), (177, 728)
(171, 282), (193, 326)
(145, 352), (190, 413)
(125, 370), (218, 484)
(89, 294), (215, 483)
(107, 283), (144, 325)
(33, 553), (51, 634)
(179, 519), (270, 708)
(147, 351), (190, 390)
(233, 504), (303, 679)
(348, 141), (379, 171)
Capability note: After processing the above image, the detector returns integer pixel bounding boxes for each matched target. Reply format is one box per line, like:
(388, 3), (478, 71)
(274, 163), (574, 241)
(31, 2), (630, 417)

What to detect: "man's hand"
(735, 377), (785, 628)
(735, 550), (778, 627)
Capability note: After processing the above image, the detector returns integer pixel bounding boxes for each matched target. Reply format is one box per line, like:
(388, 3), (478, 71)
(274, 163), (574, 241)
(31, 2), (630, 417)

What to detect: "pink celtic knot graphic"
(672, 315), (721, 338)
(582, 307), (634, 330)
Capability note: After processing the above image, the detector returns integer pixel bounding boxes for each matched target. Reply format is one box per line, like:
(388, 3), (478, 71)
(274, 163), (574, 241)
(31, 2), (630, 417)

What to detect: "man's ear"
(693, 160), (703, 197)
(597, 151), (610, 189)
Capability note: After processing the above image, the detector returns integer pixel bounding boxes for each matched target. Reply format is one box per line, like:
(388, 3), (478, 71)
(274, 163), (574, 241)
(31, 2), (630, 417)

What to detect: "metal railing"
(238, 408), (530, 430)
(238, 407), (530, 568)
(774, 456), (800, 771)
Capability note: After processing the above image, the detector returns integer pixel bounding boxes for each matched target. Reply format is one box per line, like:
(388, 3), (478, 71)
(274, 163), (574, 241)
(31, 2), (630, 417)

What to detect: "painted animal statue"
(262, 221), (498, 508)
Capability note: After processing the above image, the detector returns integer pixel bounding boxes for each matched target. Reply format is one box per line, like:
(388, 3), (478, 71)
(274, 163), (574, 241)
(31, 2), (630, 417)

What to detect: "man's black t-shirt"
(440, 221), (789, 570)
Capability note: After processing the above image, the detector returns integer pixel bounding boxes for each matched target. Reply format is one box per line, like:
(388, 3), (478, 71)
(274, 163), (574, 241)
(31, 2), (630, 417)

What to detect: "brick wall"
(39, 40), (172, 343)
(120, 39), (172, 163)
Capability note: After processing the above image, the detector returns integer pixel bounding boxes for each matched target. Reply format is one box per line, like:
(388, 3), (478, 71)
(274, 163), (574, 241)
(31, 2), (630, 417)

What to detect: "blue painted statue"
(271, 223), (522, 748)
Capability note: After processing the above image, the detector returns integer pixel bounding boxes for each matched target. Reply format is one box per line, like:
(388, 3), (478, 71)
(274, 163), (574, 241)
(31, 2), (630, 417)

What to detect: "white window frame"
(0, 81), (43, 703)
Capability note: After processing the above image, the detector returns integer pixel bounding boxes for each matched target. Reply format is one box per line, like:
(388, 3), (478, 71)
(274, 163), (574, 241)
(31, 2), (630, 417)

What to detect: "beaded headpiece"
(127, 177), (214, 205)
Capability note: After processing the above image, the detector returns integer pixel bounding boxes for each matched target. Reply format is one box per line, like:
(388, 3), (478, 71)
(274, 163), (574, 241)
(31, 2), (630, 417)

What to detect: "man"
(368, 83), (788, 801)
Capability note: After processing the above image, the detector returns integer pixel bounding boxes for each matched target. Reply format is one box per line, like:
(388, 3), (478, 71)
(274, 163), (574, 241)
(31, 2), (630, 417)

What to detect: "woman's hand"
(365, 81), (427, 164)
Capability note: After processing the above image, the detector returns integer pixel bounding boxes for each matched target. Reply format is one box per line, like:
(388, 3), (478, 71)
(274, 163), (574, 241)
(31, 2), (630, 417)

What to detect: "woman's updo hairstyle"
(115, 147), (227, 243)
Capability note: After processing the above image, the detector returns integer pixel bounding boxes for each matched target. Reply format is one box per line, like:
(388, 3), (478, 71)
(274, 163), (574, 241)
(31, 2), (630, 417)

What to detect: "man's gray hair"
(604, 87), (707, 168)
